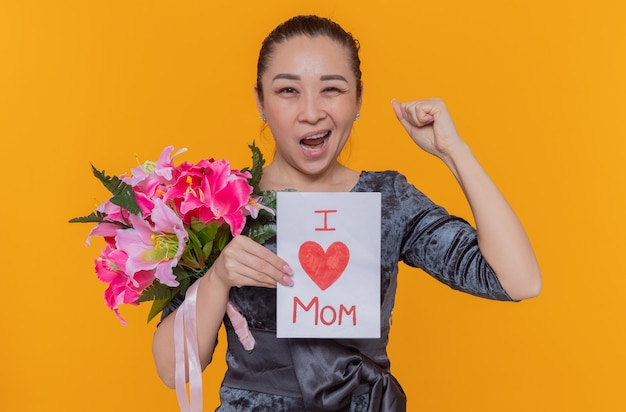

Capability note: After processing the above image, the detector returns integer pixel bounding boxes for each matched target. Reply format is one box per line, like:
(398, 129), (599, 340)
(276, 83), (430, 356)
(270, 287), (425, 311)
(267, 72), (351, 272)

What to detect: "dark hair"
(256, 15), (362, 101)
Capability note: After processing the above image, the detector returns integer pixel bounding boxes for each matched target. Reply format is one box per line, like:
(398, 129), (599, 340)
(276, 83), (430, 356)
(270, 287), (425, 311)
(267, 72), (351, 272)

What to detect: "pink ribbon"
(174, 280), (203, 412)
(172, 280), (256, 411)
(225, 299), (255, 352)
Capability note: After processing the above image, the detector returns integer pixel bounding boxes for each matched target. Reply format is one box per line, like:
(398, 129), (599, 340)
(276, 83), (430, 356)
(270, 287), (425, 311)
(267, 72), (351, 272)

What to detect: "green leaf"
(201, 240), (214, 260)
(137, 285), (171, 303)
(91, 164), (142, 216)
(214, 226), (232, 252)
(184, 221), (221, 263)
(146, 298), (172, 323)
(138, 281), (179, 303)
(194, 220), (219, 245)
(242, 142), (265, 195)
(246, 222), (277, 244)
(173, 265), (206, 282)
(259, 189), (277, 212)
(185, 228), (203, 259)
(69, 211), (109, 224)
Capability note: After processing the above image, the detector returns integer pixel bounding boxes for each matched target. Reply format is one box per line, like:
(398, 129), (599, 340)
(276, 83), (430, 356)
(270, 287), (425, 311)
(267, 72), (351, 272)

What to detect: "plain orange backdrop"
(1, 1), (625, 411)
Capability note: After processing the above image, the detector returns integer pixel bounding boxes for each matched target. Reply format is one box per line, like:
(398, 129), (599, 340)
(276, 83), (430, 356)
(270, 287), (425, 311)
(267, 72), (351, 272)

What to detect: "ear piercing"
(260, 113), (266, 121)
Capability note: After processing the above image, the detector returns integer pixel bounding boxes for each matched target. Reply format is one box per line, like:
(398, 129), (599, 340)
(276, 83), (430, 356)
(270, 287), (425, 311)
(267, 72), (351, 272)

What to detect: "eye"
(322, 86), (346, 95)
(278, 87), (297, 94)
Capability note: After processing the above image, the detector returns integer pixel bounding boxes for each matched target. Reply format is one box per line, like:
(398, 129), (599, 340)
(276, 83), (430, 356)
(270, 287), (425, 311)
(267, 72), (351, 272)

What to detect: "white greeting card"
(276, 192), (381, 338)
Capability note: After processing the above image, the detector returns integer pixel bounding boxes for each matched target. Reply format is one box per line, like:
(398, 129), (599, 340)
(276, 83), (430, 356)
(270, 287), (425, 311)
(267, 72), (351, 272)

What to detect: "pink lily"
(95, 246), (155, 325)
(86, 200), (132, 246)
(123, 146), (188, 197)
(115, 198), (188, 287)
(242, 195), (275, 219)
(164, 159), (253, 236)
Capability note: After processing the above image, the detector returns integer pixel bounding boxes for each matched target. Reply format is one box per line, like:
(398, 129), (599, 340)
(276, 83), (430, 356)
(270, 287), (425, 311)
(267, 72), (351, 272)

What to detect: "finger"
(238, 237), (294, 282)
(226, 236), (294, 287)
(391, 99), (415, 133)
(404, 102), (435, 127)
(391, 99), (404, 121)
(225, 262), (278, 288)
(242, 249), (294, 287)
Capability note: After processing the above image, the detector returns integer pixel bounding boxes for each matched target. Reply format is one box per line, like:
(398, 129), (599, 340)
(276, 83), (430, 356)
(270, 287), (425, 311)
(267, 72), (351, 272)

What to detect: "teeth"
(303, 131), (329, 140)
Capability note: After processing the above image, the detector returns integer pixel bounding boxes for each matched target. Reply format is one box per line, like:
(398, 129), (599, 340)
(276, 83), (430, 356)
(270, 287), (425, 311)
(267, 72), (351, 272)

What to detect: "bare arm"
(392, 98), (541, 300)
(152, 235), (294, 388)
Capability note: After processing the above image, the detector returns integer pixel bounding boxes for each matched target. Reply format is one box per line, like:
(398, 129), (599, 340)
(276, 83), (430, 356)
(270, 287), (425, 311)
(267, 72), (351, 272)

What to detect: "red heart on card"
(298, 241), (350, 291)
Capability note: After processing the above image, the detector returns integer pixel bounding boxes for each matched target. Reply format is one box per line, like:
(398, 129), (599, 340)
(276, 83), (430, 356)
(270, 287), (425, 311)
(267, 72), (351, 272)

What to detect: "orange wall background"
(1, 1), (625, 410)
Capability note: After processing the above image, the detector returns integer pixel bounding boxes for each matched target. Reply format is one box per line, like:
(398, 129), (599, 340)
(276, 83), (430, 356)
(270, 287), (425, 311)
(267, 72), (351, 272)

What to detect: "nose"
(297, 94), (326, 123)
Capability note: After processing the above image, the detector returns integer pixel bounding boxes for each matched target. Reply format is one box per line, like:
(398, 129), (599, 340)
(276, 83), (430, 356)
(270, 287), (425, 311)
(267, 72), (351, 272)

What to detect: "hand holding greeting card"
(276, 192), (381, 338)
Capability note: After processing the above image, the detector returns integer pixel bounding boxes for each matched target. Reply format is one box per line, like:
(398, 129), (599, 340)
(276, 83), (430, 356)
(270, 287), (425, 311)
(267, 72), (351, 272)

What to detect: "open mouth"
(300, 131), (330, 151)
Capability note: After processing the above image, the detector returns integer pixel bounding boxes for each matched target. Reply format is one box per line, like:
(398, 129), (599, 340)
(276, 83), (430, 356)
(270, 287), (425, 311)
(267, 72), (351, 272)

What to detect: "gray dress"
(164, 171), (513, 411)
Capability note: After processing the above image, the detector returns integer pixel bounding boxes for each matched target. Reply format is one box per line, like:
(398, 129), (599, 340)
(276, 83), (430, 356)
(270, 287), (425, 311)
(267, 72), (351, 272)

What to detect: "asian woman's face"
(256, 35), (362, 178)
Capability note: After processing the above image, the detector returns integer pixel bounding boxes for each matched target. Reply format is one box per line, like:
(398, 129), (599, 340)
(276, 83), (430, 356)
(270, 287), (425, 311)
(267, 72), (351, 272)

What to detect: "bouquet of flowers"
(70, 143), (276, 351)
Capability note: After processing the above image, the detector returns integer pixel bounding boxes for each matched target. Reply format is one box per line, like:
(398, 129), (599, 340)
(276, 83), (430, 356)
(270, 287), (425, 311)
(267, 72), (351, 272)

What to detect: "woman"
(153, 15), (541, 411)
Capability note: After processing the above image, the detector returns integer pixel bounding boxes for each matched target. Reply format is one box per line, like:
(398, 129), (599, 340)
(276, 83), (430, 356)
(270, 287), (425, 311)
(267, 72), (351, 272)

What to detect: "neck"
(259, 162), (359, 192)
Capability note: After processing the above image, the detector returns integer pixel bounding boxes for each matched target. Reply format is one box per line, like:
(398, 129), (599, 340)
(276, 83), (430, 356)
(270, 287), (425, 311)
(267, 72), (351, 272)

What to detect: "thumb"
(391, 99), (404, 121)
(391, 99), (412, 133)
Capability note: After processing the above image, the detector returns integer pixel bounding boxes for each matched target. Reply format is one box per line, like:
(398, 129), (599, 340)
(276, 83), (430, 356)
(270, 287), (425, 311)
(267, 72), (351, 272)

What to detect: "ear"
(357, 81), (364, 113)
(254, 84), (264, 114)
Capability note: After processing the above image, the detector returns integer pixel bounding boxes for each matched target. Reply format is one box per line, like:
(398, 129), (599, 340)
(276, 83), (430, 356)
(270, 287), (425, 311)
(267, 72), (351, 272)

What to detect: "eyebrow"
(321, 74), (348, 82)
(272, 73), (349, 82)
